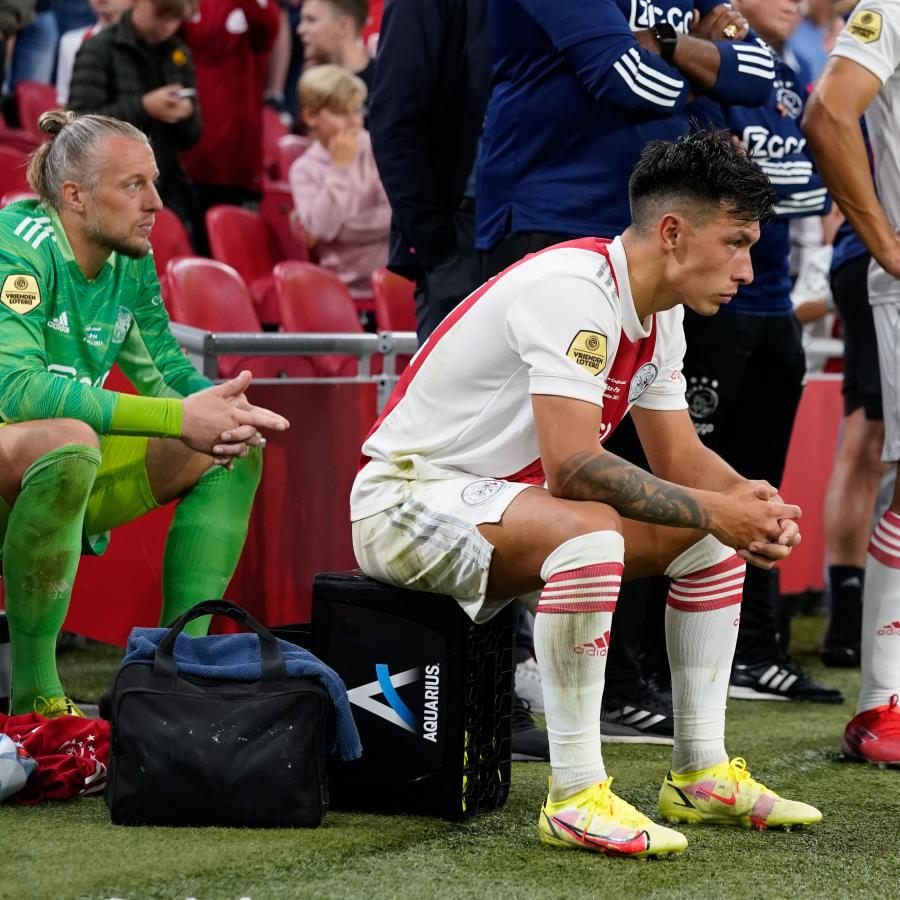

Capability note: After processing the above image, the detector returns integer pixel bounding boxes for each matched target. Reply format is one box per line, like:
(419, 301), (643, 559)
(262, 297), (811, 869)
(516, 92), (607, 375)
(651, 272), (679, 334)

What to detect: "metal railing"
(169, 324), (419, 409)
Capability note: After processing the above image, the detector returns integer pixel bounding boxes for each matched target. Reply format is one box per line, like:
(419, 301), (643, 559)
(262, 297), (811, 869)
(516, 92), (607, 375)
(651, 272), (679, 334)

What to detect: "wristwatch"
(652, 22), (679, 64)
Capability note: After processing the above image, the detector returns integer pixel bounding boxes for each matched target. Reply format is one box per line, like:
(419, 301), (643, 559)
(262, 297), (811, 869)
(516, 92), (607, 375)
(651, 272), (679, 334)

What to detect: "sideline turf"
(1, 615), (897, 900)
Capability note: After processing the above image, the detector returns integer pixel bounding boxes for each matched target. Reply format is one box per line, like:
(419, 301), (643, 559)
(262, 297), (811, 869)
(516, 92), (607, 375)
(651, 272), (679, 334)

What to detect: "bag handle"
(153, 599), (288, 683)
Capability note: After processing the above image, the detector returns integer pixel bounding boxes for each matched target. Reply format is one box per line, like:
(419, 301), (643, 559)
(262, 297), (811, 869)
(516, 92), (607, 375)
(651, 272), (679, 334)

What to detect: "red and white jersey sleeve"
(506, 271), (621, 407)
(351, 236), (687, 520)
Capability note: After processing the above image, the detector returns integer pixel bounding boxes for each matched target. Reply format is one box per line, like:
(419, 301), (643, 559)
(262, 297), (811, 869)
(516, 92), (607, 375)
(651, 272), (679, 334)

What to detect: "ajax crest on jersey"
(628, 363), (658, 402)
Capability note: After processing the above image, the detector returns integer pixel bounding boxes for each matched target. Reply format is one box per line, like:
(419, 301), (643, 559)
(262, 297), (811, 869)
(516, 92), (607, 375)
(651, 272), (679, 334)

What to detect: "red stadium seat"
(0, 121), (40, 153)
(205, 204), (284, 325)
(16, 81), (58, 140)
(273, 261), (366, 376)
(1, 190), (38, 206)
(262, 106), (290, 181)
(149, 207), (193, 278)
(259, 179), (310, 263)
(371, 267), (416, 331)
(0, 146), (32, 198)
(165, 256), (314, 379)
(276, 134), (311, 181)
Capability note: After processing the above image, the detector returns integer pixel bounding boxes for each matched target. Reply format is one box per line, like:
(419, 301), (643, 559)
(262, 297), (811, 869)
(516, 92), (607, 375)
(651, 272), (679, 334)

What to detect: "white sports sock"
(665, 535), (745, 774)
(534, 530), (624, 802)
(859, 510), (900, 712)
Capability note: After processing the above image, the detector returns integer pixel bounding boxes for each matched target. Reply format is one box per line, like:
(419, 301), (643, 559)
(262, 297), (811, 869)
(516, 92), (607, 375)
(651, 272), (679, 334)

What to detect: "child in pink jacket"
(289, 64), (391, 299)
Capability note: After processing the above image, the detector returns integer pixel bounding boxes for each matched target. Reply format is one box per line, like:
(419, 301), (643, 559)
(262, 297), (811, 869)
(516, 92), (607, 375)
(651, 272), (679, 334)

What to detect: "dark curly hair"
(628, 130), (776, 229)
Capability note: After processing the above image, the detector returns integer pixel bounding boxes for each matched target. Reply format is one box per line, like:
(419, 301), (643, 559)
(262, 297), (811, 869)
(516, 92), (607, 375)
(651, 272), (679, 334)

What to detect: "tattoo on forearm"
(556, 451), (712, 530)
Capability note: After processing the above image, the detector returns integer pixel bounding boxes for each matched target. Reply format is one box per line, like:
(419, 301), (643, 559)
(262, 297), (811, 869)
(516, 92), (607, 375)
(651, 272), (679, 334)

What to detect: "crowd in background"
(0, 0), (879, 756)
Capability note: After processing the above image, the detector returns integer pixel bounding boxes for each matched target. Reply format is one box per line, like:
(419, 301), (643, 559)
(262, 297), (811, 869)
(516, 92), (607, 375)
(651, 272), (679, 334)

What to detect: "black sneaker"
(600, 679), (674, 745)
(511, 694), (549, 761)
(820, 637), (860, 669)
(729, 658), (844, 703)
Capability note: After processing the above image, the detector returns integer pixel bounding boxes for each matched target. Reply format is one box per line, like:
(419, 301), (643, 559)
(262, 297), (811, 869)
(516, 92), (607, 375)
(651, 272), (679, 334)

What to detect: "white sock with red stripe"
(665, 535), (745, 774)
(534, 531), (624, 802)
(859, 510), (900, 713)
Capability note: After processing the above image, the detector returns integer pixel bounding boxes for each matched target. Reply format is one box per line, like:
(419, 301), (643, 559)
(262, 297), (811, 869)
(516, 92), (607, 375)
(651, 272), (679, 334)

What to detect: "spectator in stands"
(684, 0), (842, 704)
(3, 0), (56, 93)
(787, 0), (846, 80)
(182, 0), (281, 235)
(68, 0), (202, 237)
(0, 0), (35, 39)
(297, 0), (372, 91)
(0, 0), (36, 104)
(368, 0), (489, 343)
(475, 0), (774, 744)
(56, 0), (130, 106)
(289, 64), (389, 300)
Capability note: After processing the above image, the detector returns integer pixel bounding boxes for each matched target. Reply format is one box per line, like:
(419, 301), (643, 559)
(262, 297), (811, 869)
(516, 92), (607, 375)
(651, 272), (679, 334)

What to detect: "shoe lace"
(879, 694), (900, 734)
(726, 757), (755, 788)
(34, 695), (82, 718)
(583, 778), (647, 830)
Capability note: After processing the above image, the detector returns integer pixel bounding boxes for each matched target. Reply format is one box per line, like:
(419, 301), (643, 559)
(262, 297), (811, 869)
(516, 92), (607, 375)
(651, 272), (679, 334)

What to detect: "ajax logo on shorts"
(461, 479), (504, 506)
(348, 664), (441, 742)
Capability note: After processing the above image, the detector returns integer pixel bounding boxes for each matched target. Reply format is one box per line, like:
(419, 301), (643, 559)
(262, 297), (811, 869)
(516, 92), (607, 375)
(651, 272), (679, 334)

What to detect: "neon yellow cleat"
(659, 757), (821, 830)
(539, 778), (688, 858)
(34, 695), (86, 719)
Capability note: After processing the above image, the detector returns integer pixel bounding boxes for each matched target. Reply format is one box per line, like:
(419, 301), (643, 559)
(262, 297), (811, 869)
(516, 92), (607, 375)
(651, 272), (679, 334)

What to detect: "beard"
(86, 211), (151, 259)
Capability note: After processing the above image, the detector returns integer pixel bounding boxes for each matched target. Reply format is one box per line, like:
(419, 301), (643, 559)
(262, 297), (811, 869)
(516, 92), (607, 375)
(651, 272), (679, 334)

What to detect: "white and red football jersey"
(351, 236), (687, 520)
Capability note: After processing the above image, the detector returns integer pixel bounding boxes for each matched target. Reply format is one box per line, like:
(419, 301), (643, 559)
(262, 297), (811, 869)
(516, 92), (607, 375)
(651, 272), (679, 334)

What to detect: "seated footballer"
(350, 131), (821, 857)
(0, 110), (289, 718)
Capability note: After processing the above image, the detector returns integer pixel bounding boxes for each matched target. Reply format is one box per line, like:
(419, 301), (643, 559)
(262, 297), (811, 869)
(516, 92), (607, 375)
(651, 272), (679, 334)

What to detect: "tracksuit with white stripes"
(682, 48), (831, 667)
(475, 0), (776, 249)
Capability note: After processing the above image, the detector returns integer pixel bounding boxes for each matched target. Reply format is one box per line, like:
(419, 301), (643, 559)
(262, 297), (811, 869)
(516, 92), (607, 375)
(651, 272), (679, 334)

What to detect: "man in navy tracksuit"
(685, 0), (843, 704)
(477, 0), (775, 273)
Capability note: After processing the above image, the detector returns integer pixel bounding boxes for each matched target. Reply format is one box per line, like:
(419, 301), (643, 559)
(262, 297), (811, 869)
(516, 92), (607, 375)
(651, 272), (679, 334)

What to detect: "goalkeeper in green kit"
(0, 110), (290, 717)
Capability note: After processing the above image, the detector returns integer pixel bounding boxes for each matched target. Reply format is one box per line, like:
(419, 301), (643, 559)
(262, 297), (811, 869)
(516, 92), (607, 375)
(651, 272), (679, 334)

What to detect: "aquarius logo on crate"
(347, 663), (441, 742)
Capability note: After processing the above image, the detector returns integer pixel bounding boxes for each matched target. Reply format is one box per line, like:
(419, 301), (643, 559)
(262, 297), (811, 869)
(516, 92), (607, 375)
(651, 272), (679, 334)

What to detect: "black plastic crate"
(308, 570), (512, 820)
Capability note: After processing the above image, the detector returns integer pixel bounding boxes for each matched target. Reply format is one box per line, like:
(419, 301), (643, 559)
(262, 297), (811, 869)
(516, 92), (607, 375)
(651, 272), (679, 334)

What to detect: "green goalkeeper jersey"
(0, 200), (212, 436)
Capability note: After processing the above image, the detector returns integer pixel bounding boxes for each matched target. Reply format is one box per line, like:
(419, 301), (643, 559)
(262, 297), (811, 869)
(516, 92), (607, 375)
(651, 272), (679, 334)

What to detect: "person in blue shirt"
(683, 0), (842, 704)
(476, 0), (775, 274)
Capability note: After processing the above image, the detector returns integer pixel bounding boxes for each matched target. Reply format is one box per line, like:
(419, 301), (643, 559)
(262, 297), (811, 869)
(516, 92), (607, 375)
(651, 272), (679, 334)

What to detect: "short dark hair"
(628, 130), (776, 230)
(323, 0), (368, 33)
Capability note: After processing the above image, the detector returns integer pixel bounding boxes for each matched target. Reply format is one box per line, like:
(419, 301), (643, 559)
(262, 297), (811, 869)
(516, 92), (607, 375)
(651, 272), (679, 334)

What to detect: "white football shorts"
(873, 302), (900, 462)
(351, 475), (535, 623)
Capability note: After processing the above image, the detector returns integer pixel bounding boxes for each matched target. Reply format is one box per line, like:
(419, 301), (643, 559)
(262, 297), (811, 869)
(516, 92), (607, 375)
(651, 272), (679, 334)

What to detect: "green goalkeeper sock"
(161, 448), (262, 637)
(5, 445), (101, 713)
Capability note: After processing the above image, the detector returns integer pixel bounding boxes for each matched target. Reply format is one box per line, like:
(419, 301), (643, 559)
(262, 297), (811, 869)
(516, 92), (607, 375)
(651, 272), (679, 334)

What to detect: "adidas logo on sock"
(574, 630), (611, 656)
(840, 576), (862, 589)
(876, 620), (900, 636)
(47, 311), (70, 334)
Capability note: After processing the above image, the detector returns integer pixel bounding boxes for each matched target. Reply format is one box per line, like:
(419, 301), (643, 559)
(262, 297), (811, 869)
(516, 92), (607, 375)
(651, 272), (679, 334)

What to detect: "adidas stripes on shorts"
(351, 475), (534, 623)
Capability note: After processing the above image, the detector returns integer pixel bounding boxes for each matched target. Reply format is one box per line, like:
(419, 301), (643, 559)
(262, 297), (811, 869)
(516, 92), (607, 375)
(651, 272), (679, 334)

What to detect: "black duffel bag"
(105, 600), (330, 827)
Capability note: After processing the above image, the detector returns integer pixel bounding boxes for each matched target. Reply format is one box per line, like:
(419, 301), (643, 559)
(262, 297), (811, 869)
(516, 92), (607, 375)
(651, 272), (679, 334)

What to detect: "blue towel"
(123, 629), (362, 761)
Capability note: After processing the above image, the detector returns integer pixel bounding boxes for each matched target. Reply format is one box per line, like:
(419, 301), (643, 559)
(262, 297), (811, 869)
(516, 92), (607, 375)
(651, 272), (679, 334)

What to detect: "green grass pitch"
(2, 615), (898, 900)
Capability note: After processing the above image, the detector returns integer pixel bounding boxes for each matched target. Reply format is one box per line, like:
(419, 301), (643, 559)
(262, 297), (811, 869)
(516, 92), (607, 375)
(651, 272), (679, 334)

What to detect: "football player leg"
(479, 489), (691, 857)
(655, 532), (821, 829)
(84, 436), (262, 639)
(843, 303), (900, 766)
(0, 419), (102, 716)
